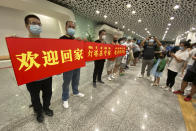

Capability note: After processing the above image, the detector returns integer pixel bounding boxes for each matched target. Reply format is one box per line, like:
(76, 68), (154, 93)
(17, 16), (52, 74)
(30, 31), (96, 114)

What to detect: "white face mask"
(102, 35), (106, 40)
(149, 39), (154, 43)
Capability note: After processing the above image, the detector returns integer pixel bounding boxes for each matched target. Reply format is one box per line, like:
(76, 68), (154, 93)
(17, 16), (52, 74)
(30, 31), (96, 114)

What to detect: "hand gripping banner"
(6, 37), (126, 85)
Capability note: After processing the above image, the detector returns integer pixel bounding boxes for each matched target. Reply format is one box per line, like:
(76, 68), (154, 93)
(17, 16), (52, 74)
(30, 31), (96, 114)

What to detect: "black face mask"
(113, 40), (117, 43)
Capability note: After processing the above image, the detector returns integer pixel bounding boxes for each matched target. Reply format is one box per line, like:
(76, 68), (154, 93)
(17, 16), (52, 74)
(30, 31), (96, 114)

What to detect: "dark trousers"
(141, 59), (154, 77)
(26, 77), (52, 113)
(166, 69), (178, 88)
(93, 60), (105, 82)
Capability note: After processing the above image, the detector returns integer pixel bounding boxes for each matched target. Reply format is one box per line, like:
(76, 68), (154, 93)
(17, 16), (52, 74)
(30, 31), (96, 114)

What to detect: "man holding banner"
(24, 15), (54, 123)
(3, 14), (55, 123)
(93, 30), (107, 87)
(60, 21), (85, 109)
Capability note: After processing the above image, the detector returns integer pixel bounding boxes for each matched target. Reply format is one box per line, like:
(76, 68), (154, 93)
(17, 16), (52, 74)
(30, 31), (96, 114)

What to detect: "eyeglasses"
(29, 22), (42, 26)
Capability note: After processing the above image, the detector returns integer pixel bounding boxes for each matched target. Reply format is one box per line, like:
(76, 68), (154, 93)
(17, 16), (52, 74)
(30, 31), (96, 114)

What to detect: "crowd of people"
(0, 14), (195, 123)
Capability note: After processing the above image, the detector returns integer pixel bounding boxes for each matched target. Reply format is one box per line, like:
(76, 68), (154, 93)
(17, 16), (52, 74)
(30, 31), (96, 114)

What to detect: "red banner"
(6, 37), (126, 85)
(84, 42), (114, 61)
(113, 45), (126, 57)
(6, 38), (86, 85)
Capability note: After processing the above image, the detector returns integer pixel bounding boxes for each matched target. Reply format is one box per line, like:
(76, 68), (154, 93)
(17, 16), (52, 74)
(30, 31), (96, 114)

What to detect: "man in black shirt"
(138, 36), (162, 79)
(60, 21), (85, 109)
(3, 15), (54, 123)
(93, 30), (107, 87)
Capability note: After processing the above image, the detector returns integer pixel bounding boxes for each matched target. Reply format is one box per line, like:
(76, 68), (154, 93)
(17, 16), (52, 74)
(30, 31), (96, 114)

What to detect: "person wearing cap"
(138, 36), (162, 80)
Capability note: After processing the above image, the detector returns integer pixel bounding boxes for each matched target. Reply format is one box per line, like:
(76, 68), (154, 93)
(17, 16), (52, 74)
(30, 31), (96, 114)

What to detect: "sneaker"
(108, 76), (112, 81)
(138, 74), (144, 78)
(173, 90), (184, 95)
(146, 76), (153, 81)
(43, 108), (53, 116)
(152, 83), (158, 86)
(98, 80), (105, 84)
(169, 88), (172, 92)
(63, 101), (69, 109)
(74, 93), (85, 97)
(111, 75), (115, 79)
(125, 66), (129, 69)
(164, 87), (170, 91)
(146, 76), (151, 80)
(36, 113), (44, 123)
(184, 96), (192, 101)
(93, 82), (96, 88)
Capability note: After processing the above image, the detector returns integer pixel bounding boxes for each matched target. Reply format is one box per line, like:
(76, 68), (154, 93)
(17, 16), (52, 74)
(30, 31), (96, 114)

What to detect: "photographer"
(138, 36), (162, 79)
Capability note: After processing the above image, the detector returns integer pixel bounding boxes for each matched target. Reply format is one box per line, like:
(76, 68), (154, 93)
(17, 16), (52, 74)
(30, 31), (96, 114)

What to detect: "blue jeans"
(62, 68), (80, 101)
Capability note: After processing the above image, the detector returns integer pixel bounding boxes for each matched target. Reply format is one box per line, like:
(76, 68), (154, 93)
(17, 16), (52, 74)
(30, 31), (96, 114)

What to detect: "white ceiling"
(48, 0), (196, 41)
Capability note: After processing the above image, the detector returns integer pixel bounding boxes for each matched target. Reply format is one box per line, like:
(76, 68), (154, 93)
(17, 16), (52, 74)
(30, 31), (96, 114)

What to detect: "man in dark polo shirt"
(60, 21), (85, 109)
(138, 36), (162, 79)
(93, 30), (107, 87)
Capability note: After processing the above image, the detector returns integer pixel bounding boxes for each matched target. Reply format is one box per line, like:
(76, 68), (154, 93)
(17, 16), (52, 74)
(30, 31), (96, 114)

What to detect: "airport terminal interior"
(0, 0), (196, 131)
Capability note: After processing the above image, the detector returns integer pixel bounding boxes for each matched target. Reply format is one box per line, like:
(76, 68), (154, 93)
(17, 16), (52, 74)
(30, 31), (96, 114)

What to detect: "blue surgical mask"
(180, 47), (184, 50)
(149, 39), (154, 43)
(67, 28), (75, 36)
(30, 25), (42, 35)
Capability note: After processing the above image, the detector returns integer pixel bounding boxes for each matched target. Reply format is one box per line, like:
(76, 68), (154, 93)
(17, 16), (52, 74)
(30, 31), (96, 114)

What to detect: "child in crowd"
(151, 52), (167, 86)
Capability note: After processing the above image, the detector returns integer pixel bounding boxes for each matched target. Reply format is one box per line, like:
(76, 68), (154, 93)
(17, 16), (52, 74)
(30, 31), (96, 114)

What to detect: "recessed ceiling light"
(128, 29), (130, 31)
(192, 27), (196, 30)
(168, 23), (171, 26)
(165, 31), (168, 33)
(174, 5), (180, 10)
(122, 25), (125, 28)
(145, 28), (147, 30)
(115, 21), (118, 24)
(132, 11), (136, 14)
(166, 28), (169, 30)
(170, 17), (175, 20)
(96, 10), (100, 14)
(138, 19), (142, 23)
(126, 4), (131, 8)
(104, 15), (107, 18)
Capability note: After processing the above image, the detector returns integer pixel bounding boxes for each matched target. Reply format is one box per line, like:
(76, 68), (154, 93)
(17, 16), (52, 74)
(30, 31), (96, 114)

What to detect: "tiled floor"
(0, 62), (187, 131)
